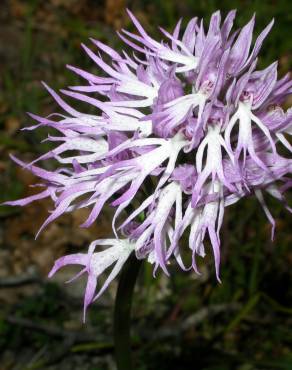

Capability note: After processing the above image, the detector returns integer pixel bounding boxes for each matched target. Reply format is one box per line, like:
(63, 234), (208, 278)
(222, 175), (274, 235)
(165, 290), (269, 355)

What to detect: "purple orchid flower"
(4, 9), (291, 317)
(48, 239), (135, 322)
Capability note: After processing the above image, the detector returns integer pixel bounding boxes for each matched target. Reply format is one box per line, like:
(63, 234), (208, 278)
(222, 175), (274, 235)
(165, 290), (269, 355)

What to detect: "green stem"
(114, 252), (142, 370)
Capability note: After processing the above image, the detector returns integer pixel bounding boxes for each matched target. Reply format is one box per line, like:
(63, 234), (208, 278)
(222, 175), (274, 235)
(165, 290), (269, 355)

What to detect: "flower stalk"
(114, 253), (142, 370)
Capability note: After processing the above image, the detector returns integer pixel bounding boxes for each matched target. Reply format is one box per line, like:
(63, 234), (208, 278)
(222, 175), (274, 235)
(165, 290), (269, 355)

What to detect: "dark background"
(0, 1), (291, 369)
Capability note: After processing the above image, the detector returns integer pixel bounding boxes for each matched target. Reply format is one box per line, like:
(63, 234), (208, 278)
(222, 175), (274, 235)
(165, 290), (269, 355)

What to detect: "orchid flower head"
(4, 9), (291, 317)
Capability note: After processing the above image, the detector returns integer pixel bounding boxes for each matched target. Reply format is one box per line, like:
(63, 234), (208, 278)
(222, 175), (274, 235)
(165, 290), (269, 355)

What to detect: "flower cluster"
(5, 10), (291, 318)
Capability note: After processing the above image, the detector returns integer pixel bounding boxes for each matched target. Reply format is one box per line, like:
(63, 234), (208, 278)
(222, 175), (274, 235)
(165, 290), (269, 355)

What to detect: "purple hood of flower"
(4, 9), (292, 319)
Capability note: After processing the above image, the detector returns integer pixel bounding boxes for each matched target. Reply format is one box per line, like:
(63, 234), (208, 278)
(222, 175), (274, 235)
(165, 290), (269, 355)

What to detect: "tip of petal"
(41, 81), (49, 90)
(126, 8), (133, 17)
(66, 64), (75, 71)
(268, 18), (275, 28)
(48, 260), (62, 278)
(83, 306), (88, 323)
(80, 43), (88, 52)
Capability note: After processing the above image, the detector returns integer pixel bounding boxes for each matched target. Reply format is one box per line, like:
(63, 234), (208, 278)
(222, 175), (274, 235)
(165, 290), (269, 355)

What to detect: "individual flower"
(48, 239), (135, 321)
(4, 9), (291, 316)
